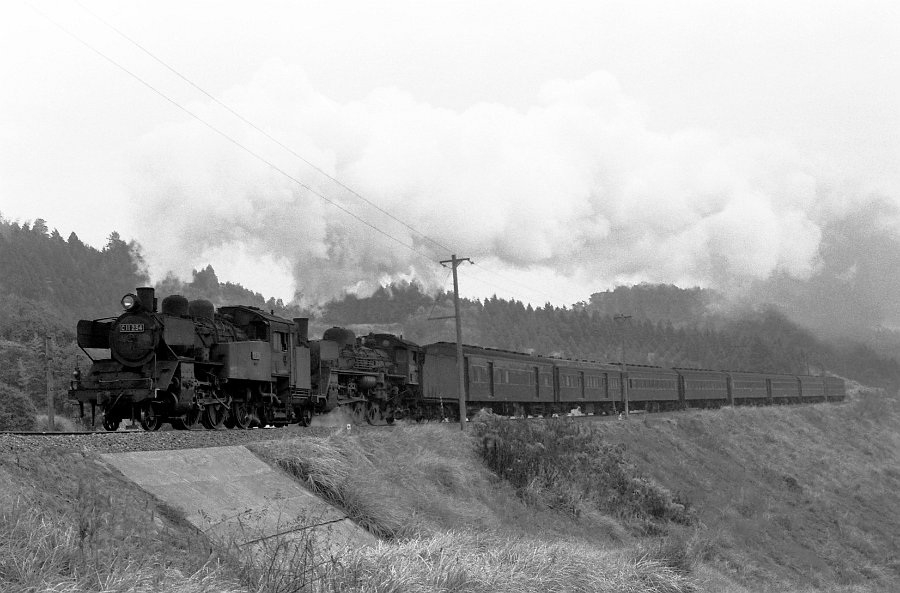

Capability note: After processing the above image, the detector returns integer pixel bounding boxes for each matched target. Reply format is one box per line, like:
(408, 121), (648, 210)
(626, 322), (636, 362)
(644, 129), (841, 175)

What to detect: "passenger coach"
(420, 342), (846, 419)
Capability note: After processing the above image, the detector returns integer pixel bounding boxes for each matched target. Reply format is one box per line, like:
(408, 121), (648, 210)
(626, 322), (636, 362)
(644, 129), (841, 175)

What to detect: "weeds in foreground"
(634, 528), (716, 575)
(0, 488), (233, 593)
(334, 531), (695, 593)
(473, 413), (696, 532)
(0, 470), (698, 593)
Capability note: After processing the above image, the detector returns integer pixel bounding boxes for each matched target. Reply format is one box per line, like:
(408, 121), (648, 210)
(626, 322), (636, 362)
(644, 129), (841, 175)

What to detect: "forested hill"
(0, 217), (301, 338)
(319, 283), (900, 390)
(0, 219), (148, 339)
(1, 216), (899, 429)
(583, 284), (716, 327)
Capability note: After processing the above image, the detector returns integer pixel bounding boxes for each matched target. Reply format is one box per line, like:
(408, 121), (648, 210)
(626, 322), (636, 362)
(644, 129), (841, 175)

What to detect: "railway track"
(0, 401), (839, 456)
(0, 424), (340, 455)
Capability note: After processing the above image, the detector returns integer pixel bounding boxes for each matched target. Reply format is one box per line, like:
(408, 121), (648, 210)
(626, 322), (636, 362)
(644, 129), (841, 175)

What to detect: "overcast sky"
(1, 1), (898, 306)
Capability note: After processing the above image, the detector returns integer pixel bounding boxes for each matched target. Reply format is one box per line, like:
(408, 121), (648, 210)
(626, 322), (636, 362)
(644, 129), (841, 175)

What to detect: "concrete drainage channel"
(101, 445), (377, 566)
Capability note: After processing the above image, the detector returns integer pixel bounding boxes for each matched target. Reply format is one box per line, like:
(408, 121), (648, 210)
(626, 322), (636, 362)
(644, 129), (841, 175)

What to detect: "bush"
(473, 413), (696, 531)
(0, 381), (36, 430)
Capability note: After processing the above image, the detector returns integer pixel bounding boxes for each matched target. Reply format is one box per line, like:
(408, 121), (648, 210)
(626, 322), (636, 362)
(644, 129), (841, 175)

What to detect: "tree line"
(1, 215), (898, 428)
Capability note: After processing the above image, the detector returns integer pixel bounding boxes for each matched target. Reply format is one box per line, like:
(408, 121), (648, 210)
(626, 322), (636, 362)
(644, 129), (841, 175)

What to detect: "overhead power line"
(31, 0), (584, 307)
(67, 1), (578, 307)
(71, 0), (455, 259)
(26, 1), (437, 265)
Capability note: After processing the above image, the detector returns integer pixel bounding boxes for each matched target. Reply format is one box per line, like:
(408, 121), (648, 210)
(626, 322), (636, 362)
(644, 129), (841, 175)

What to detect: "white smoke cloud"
(129, 61), (849, 305)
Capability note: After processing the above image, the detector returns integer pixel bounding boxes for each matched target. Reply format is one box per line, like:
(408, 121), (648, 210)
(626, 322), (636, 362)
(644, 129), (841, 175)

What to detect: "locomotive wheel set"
(69, 288), (846, 431)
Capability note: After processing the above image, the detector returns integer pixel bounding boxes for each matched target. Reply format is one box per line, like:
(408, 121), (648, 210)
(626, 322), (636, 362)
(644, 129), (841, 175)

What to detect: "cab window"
(273, 331), (288, 351)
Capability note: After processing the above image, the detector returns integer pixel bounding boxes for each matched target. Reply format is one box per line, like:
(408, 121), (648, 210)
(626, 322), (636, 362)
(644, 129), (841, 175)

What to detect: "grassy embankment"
(591, 385), (900, 591)
(1, 384), (898, 592)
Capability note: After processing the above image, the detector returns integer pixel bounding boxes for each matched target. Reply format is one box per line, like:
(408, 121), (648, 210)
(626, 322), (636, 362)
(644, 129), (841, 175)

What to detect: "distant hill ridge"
(1, 215), (899, 430)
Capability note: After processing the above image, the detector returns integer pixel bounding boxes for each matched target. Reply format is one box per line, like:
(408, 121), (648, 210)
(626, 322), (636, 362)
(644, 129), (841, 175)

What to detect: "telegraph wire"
(30, 1), (582, 307)
(66, 1), (577, 307)
(25, 1), (437, 266)
(71, 0), (455, 258)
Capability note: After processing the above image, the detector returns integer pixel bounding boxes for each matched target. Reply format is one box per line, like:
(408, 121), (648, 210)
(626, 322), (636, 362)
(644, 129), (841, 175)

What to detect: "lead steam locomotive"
(69, 287), (845, 431)
(70, 287), (420, 430)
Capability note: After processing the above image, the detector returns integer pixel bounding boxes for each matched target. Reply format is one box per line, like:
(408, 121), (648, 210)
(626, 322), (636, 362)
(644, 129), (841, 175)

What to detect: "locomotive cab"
(214, 305), (312, 408)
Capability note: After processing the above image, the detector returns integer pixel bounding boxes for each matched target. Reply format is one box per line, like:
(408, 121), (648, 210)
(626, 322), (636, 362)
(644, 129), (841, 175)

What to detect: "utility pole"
(45, 334), (55, 431)
(440, 254), (472, 430)
(614, 314), (631, 418)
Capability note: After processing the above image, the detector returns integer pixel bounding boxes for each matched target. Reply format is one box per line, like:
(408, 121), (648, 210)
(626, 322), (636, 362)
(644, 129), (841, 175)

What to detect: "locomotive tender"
(69, 288), (846, 430)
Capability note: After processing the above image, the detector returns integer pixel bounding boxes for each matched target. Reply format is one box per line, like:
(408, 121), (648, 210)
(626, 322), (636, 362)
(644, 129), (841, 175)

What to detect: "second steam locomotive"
(69, 287), (846, 430)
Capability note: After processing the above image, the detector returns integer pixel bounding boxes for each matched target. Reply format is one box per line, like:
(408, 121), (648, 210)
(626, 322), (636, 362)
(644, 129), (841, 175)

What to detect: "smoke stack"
(294, 317), (309, 344)
(136, 287), (156, 313)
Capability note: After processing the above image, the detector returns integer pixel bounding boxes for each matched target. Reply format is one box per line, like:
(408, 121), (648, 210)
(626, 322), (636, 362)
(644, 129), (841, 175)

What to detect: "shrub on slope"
(473, 413), (696, 532)
(0, 381), (36, 430)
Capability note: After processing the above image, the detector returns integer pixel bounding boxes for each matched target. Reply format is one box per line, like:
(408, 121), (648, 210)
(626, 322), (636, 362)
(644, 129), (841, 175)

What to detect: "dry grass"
(6, 387), (898, 592)
(332, 531), (694, 593)
(0, 427), (699, 593)
(250, 425), (555, 539)
(248, 426), (698, 592)
(592, 387), (900, 591)
(0, 453), (235, 593)
(472, 413), (696, 531)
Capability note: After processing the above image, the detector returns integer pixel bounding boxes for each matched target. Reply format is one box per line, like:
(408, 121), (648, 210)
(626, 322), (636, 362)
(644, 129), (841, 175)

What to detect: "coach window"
(488, 362), (495, 397)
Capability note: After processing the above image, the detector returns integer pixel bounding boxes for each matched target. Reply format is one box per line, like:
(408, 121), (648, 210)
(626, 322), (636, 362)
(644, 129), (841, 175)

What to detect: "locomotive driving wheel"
(230, 401), (252, 430)
(102, 415), (120, 432)
(201, 403), (227, 430)
(366, 401), (386, 425)
(350, 401), (367, 425)
(171, 408), (200, 430)
(139, 403), (163, 431)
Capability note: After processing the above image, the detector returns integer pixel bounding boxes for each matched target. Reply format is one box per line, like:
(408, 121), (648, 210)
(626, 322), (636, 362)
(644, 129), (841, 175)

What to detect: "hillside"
(592, 386), (900, 590)
(1, 387), (897, 592)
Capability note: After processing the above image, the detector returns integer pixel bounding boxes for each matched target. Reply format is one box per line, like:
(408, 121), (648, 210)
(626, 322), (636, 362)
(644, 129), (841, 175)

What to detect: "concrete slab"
(100, 445), (377, 561)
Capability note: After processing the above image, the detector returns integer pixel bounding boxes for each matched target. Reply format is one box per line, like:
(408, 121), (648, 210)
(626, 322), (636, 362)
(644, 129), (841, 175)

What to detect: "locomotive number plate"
(120, 324), (145, 332)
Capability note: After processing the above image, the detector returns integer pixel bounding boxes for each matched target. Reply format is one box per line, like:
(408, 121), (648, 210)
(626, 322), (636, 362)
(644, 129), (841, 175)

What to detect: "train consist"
(69, 288), (846, 430)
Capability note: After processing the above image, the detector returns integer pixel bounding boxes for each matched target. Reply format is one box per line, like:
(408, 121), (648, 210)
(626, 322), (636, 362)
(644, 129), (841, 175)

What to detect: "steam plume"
(130, 61), (898, 333)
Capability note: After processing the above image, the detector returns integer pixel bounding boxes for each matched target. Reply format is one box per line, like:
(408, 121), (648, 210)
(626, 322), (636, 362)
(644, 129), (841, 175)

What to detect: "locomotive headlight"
(121, 293), (138, 311)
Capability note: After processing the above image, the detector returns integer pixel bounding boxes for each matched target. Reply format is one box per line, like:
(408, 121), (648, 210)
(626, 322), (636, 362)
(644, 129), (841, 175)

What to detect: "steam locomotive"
(69, 287), (420, 430)
(69, 287), (846, 431)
